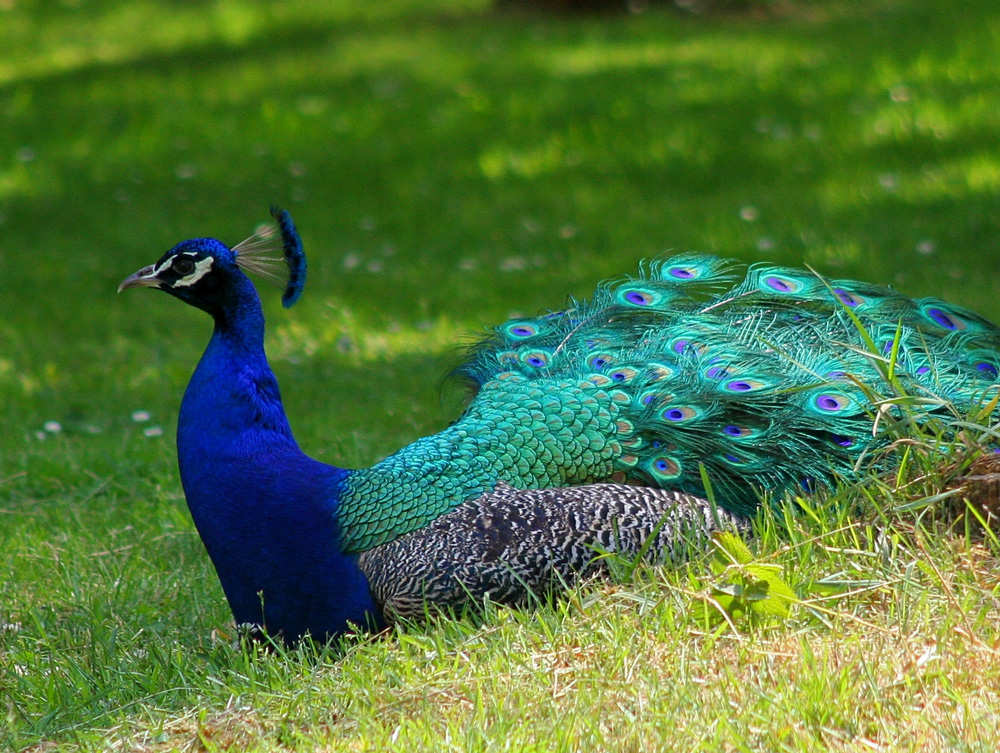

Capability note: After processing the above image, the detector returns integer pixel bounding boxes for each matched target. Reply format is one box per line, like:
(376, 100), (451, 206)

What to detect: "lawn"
(2, 0), (1000, 749)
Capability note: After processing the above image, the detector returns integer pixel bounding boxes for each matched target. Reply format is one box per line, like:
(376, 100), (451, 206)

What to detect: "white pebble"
(890, 85), (911, 102)
(878, 173), (898, 191)
(43, 421), (62, 433)
(499, 257), (528, 272)
(739, 206), (759, 222)
(143, 426), (164, 438)
(131, 410), (151, 422)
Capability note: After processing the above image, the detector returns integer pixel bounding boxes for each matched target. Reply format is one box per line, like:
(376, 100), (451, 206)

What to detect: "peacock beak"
(118, 265), (161, 292)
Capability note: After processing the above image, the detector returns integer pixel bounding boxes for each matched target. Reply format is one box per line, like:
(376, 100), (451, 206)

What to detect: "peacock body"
(120, 210), (999, 641)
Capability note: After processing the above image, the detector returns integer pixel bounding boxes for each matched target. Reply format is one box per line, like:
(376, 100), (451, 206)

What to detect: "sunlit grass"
(6, 477), (1000, 750)
(0, 0), (490, 86)
(3, 0), (1000, 749)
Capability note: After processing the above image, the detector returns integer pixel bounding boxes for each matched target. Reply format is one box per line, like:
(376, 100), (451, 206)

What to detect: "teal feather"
(451, 253), (1000, 517)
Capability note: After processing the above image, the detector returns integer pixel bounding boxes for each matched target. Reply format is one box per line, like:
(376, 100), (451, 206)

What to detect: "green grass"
(3, 0), (1000, 749)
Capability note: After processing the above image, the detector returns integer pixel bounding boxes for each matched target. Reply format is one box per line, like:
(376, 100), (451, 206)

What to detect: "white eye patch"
(171, 256), (215, 287)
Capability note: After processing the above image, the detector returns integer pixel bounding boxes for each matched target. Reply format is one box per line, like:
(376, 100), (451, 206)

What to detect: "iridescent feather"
(453, 255), (1000, 516)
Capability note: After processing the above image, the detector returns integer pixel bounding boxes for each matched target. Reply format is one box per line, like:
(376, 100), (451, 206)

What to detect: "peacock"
(120, 209), (999, 641)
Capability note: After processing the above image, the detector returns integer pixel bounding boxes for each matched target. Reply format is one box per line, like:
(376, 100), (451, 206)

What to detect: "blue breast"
(176, 279), (382, 641)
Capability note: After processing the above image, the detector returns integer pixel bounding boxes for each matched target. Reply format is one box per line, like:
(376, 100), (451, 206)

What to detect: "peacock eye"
(172, 257), (196, 276)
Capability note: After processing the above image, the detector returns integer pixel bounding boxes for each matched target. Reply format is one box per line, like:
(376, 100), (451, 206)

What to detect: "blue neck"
(177, 274), (381, 641)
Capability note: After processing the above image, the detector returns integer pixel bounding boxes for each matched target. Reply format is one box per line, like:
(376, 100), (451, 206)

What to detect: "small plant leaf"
(712, 531), (755, 566)
(687, 535), (797, 628)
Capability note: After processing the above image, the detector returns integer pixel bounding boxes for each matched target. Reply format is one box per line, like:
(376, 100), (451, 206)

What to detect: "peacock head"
(118, 207), (307, 314)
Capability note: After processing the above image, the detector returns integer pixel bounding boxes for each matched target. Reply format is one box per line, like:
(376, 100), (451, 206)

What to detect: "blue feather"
(271, 206), (307, 308)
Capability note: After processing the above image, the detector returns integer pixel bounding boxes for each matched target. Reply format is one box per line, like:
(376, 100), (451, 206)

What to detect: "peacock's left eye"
(173, 257), (196, 276)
